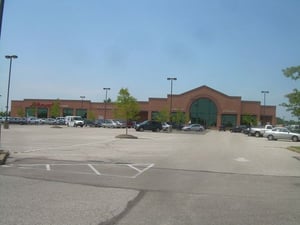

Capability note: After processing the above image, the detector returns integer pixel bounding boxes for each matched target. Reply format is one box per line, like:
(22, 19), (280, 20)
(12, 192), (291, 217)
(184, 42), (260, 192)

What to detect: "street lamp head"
(261, 90), (269, 94)
(167, 77), (177, 81)
(103, 88), (111, 90)
(5, 55), (18, 59)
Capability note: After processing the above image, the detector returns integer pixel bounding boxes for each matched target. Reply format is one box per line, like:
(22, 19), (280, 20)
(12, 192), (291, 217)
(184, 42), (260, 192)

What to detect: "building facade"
(11, 85), (276, 127)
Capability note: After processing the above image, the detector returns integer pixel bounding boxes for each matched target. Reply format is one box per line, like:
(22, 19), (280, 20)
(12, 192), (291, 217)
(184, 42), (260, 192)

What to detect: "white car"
(162, 122), (171, 131)
(264, 127), (300, 142)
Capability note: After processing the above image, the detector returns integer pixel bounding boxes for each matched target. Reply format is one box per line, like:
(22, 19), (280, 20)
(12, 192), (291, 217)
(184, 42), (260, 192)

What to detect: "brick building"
(11, 85), (276, 127)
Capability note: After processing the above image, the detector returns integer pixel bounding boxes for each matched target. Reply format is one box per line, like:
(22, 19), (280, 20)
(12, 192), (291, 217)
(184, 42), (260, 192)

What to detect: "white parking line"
(46, 164), (51, 171)
(87, 164), (101, 175)
(234, 157), (249, 162)
(128, 164), (142, 173)
(131, 163), (154, 178)
(2, 162), (154, 178)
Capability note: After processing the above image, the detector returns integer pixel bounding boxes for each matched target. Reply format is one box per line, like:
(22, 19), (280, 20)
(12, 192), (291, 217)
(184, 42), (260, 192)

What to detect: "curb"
(0, 150), (10, 165)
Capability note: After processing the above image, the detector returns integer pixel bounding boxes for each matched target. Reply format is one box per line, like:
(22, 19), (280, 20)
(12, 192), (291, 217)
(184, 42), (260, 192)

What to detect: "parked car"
(94, 119), (104, 127)
(263, 127), (300, 142)
(242, 127), (251, 135)
(182, 124), (204, 132)
(6, 117), (27, 125)
(219, 124), (226, 131)
(43, 118), (56, 125)
(84, 119), (96, 127)
(55, 117), (66, 125)
(102, 119), (118, 128)
(135, 120), (162, 132)
(249, 125), (273, 137)
(162, 122), (171, 131)
(27, 117), (41, 124)
(116, 120), (127, 128)
(126, 120), (136, 128)
(65, 116), (84, 127)
(287, 124), (300, 134)
(230, 125), (247, 133)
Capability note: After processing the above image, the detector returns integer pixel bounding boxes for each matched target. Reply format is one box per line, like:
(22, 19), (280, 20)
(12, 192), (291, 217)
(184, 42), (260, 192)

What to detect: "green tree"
(87, 111), (96, 121)
(155, 107), (169, 122)
(241, 115), (257, 126)
(281, 66), (300, 120)
(104, 98), (112, 103)
(50, 99), (61, 118)
(17, 107), (25, 117)
(171, 111), (188, 127)
(115, 88), (139, 135)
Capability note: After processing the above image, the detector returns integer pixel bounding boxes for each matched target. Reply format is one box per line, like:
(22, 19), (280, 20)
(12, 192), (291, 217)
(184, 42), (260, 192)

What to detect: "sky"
(0, 0), (299, 120)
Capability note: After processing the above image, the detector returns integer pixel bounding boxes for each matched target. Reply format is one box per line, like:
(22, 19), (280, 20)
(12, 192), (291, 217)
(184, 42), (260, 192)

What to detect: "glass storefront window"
(37, 108), (48, 118)
(25, 107), (36, 117)
(190, 98), (217, 127)
(151, 111), (159, 120)
(76, 109), (87, 118)
(221, 114), (237, 127)
(63, 108), (73, 117)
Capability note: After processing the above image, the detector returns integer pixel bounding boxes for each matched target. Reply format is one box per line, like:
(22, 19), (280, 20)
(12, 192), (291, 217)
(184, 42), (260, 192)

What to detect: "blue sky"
(0, 0), (299, 120)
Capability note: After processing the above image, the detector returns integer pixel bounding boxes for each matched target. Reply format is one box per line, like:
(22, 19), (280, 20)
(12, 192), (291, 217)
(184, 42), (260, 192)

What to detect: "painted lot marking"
(234, 157), (249, 162)
(2, 163), (154, 178)
(87, 164), (101, 175)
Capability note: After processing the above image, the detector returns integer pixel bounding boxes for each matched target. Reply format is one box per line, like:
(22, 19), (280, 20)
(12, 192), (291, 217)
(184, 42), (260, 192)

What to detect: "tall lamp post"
(261, 90), (269, 125)
(80, 96), (85, 108)
(167, 77), (177, 122)
(80, 96), (85, 118)
(4, 55), (18, 129)
(103, 88), (110, 120)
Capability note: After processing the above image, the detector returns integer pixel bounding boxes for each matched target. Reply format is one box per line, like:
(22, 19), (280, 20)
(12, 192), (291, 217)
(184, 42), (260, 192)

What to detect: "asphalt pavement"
(0, 125), (300, 225)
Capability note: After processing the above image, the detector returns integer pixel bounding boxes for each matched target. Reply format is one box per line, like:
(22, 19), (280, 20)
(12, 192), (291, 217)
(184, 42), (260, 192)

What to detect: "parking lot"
(1, 124), (300, 177)
(1, 125), (300, 225)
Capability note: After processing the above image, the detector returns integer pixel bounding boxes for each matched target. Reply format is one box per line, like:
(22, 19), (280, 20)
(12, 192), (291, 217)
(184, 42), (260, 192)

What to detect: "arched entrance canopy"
(190, 98), (217, 127)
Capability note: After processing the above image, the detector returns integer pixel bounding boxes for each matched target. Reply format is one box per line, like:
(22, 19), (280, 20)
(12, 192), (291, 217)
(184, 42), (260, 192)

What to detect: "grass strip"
(287, 146), (300, 154)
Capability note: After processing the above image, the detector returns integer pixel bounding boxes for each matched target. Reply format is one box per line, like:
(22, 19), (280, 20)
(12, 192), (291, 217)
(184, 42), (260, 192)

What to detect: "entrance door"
(190, 98), (217, 127)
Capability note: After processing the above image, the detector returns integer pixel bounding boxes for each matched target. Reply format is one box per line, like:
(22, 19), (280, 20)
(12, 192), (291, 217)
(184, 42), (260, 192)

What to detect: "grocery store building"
(11, 85), (276, 127)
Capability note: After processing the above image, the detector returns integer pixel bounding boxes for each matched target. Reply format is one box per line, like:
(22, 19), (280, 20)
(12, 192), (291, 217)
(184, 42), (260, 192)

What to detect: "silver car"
(264, 127), (300, 142)
(182, 124), (204, 132)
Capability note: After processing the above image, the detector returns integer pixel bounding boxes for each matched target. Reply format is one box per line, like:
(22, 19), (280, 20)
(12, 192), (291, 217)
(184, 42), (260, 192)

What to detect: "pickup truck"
(249, 125), (273, 137)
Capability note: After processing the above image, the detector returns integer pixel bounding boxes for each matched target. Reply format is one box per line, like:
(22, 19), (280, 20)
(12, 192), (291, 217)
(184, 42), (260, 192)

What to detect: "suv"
(65, 116), (84, 127)
(135, 120), (162, 132)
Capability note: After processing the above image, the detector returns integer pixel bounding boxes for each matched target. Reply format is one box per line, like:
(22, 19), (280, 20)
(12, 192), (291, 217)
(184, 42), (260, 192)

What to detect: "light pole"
(80, 96), (85, 108)
(103, 88), (110, 120)
(4, 55), (18, 129)
(79, 96), (85, 118)
(261, 90), (269, 125)
(167, 77), (177, 122)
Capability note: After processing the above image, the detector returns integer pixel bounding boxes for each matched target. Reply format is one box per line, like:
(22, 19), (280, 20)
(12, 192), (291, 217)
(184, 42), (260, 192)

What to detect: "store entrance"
(190, 98), (217, 128)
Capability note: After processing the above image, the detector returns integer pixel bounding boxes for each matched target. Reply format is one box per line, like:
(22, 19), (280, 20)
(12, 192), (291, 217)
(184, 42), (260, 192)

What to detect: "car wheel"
(155, 128), (160, 132)
(140, 127), (144, 132)
(255, 132), (260, 137)
(267, 135), (274, 141)
(292, 136), (299, 142)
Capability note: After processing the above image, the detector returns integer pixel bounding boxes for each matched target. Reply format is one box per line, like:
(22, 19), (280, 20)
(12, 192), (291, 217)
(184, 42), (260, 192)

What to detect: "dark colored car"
(230, 125), (247, 133)
(94, 119), (104, 127)
(219, 124), (226, 131)
(135, 120), (162, 132)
